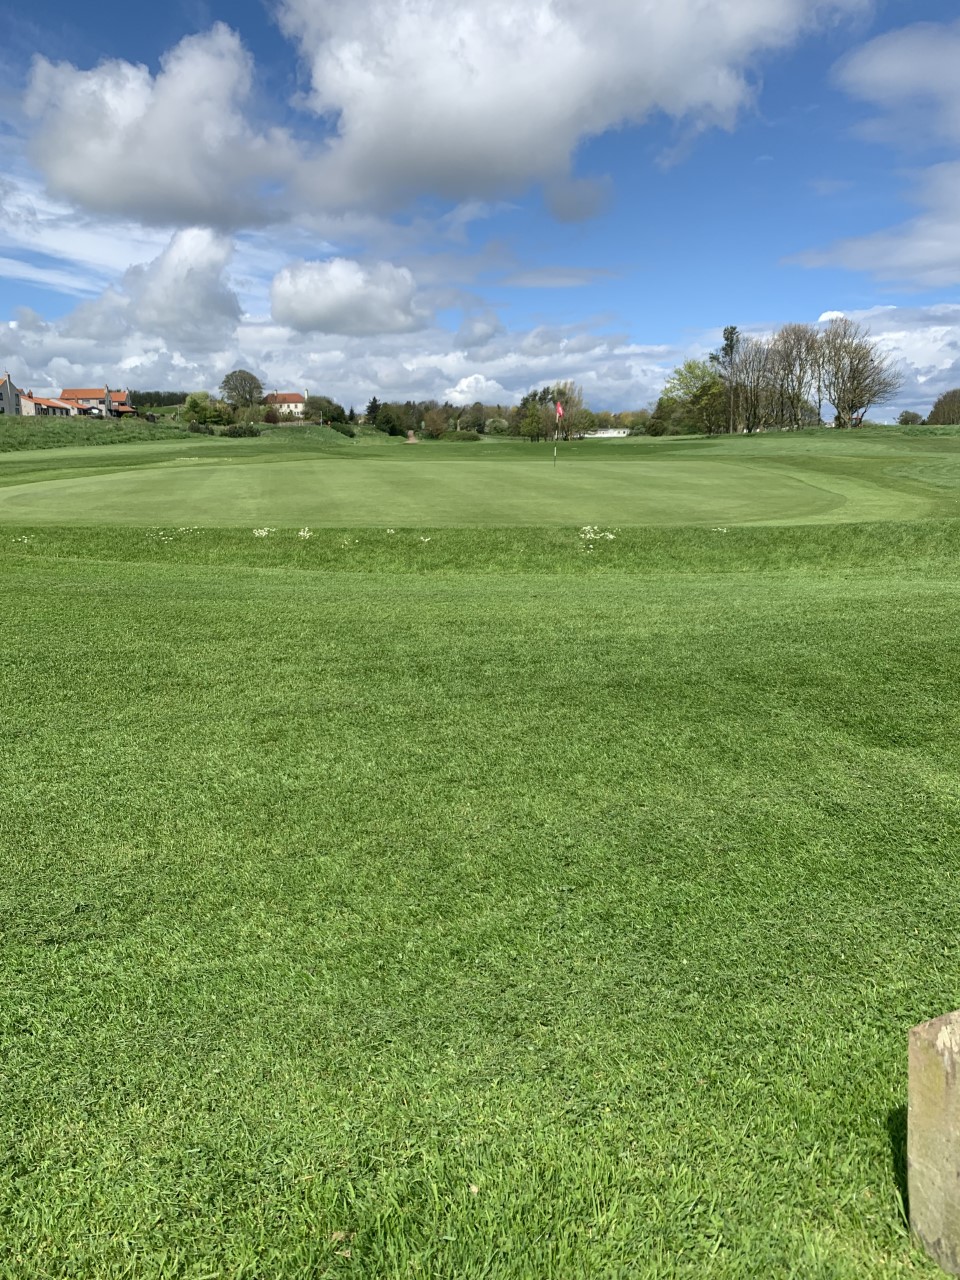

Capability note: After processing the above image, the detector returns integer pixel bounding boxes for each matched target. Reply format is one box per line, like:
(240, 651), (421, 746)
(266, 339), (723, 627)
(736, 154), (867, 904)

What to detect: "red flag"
(555, 401), (564, 419)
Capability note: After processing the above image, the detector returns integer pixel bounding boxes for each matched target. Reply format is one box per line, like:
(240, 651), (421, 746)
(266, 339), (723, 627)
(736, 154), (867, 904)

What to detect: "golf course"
(3, 426), (959, 1277)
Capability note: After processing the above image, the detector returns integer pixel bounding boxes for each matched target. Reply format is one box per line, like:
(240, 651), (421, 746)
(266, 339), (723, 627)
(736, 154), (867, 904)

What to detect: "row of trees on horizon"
(129, 321), (960, 435)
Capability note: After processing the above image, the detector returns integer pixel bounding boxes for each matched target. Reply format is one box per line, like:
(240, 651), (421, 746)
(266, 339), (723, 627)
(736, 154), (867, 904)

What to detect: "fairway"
(3, 428), (960, 1277)
(2, 428), (960, 525)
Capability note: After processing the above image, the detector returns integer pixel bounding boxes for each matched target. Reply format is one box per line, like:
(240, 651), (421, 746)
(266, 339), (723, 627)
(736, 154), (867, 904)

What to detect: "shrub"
(219, 423), (262, 438)
(442, 429), (481, 442)
(187, 422), (215, 435)
(328, 422), (356, 437)
(263, 408), (281, 425)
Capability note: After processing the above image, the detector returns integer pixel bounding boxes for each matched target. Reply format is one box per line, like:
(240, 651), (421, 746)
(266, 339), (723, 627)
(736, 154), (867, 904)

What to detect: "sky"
(1, 0), (960, 415)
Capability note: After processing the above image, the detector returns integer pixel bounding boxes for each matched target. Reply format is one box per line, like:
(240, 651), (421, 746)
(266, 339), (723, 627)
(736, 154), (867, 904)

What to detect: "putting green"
(0, 436), (950, 526)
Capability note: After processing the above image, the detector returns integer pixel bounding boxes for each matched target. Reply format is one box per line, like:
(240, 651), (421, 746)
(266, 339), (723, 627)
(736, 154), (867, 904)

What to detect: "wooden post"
(909, 1010), (960, 1274)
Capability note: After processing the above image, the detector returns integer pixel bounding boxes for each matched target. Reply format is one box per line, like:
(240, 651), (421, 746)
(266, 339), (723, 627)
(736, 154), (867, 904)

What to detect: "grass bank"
(0, 415), (196, 451)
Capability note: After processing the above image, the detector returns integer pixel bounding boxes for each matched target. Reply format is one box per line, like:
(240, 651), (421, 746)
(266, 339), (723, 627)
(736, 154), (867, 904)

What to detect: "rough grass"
(1, 522), (956, 1277)
(0, 416), (195, 452)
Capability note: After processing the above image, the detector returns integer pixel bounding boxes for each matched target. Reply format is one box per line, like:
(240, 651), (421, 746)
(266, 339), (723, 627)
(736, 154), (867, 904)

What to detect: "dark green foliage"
(187, 422), (215, 435)
(129, 391), (189, 409)
(218, 422), (262, 437)
(926, 389), (960, 426)
(219, 369), (264, 408)
(441, 428), (481, 441)
(897, 411), (924, 426)
(328, 421), (356, 437)
(375, 403), (411, 435)
(365, 395), (382, 423)
(304, 395), (347, 423)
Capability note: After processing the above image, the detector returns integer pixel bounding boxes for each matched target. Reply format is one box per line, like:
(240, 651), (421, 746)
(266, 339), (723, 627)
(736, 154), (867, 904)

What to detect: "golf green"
(1, 429), (959, 525)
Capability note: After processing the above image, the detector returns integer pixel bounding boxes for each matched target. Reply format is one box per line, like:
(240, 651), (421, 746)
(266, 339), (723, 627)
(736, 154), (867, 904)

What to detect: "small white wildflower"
(298, 527), (313, 539)
(386, 529), (396, 534)
(419, 536), (432, 543)
(252, 527), (275, 538)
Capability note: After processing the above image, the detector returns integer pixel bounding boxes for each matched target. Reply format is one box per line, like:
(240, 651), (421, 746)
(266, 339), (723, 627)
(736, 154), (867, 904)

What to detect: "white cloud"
(270, 258), (429, 334)
(801, 19), (960, 285)
(19, 4), (869, 228)
(834, 19), (960, 144)
(7, 286), (960, 417)
(24, 25), (297, 228)
(282, 0), (868, 209)
(445, 373), (513, 406)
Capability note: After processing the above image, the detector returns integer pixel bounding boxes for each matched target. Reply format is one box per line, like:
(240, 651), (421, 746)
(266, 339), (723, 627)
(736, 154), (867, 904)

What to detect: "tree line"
(130, 333), (960, 438)
(648, 317), (904, 437)
(363, 384), (641, 441)
(898, 389), (960, 427)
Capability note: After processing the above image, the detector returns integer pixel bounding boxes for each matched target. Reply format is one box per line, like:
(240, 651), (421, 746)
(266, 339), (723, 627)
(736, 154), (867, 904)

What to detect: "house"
(21, 393), (75, 417)
(59, 387), (134, 417)
(0, 372), (75, 417)
(264, 392), (306, 418)
(0, 372), (24, 416)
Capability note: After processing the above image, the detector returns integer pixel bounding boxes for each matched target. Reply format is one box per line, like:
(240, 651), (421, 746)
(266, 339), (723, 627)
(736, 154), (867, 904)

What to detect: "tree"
(734, 337), (773, 434)
(304, 395), (346, 423)
(184, 391), (211, 424)
(365, 396), (381, 424)
(897, 410), (924, 426)
(661, 360), (726, 435)
(710, 325), (741, 433)
(769, 324), (820, 431)
(926, 389), (960, 426)
(219, 369), (263, 408)
(819, 317), (902, 428)
(375, 403), (410, 436)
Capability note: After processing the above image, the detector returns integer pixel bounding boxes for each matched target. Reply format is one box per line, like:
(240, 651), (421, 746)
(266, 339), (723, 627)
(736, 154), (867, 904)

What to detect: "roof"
(265, 392), (305, 404)
(29, 397), (73, 410)
(60, 388), (107, 400)
(109, 390), (131, 403)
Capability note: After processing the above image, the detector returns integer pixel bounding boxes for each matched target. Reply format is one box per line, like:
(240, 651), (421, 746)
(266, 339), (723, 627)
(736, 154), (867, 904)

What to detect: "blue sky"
(1, 0), (959, 413)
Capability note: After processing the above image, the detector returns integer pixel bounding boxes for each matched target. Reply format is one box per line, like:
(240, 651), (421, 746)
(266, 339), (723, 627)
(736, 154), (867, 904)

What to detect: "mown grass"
(6, 427), (960, 525)
(2, 520), (958, 1277)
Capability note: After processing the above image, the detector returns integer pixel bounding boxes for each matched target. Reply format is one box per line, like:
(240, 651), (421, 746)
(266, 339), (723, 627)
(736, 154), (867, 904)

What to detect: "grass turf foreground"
(1, 524), (958, 1278)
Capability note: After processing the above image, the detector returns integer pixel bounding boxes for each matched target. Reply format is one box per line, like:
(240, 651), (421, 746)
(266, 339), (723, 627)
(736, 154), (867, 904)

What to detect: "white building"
(264, 392), (306, 418)
(0, 372), (25, 416)
(59, 387), (134, 416)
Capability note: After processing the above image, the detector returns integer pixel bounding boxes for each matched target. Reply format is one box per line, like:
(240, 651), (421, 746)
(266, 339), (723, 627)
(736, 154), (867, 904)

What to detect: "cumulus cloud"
(801, 19), (960, 285)
(282, 0), (868, 209)
(20, 4), (869, 227)
(445, 373), (513, 406)
(24, 25), (297, 228)
(270, 258), (429, 334)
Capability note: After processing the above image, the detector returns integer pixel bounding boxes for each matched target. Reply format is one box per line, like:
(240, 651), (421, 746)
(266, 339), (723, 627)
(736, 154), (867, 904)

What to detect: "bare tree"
(733, 337), (772, 434)
(769, 323), (819, 430)
(819, 317), (903, 428)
